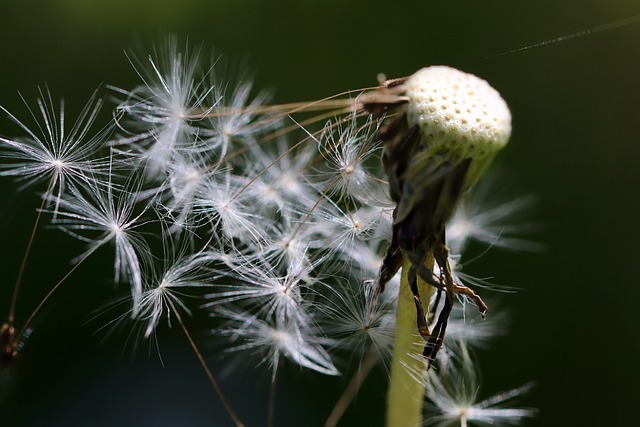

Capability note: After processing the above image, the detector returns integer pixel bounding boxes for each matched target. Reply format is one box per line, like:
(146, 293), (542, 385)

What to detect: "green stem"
(386, 254), (435, 427)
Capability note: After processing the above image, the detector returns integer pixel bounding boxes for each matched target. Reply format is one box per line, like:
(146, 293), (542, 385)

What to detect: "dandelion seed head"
(406, 66), (511, 152)
(405, 66), (511, 187)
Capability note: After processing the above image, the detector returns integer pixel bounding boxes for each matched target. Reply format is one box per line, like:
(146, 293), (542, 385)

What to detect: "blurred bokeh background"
(1, 1), (639, 426)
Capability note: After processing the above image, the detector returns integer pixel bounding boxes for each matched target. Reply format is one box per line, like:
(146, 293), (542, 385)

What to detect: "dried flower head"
(404, 66), (511, 190)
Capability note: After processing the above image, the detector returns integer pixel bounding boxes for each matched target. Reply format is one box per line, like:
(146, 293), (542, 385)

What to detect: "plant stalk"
(386, 254), (435, 427)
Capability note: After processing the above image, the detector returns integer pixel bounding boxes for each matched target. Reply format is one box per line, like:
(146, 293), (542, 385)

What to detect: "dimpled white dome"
(405, 66), (511, 163)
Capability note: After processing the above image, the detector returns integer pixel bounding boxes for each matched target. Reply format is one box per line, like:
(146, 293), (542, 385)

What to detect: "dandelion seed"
(315, 202), (387, 258)
(216, 308), (338, 377)
(317, 114), (390, 206)
(51, 172), (152, 312)
(195, 170), (268, 243)
(159, 151), (224, 233)
(0, 88), (110, 214)
(134, 251), (212, 338)
(111, 37), (215, 174)
(444, 304), (507, 351)
(257, 220), (315, 277)
(204, 255), (317, 327)
(423, 344), (536, 426)
(200, 66), (276, 160)
(447, 190), (542, 255)
(242, 138), (318, 215)
(321, 279), (396, 358)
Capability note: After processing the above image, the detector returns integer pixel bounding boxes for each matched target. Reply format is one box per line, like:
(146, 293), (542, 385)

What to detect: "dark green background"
(1, 1), (639, 426)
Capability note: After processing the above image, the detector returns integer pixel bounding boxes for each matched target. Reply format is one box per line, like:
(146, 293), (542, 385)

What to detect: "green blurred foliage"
(1, 1), (640, 426)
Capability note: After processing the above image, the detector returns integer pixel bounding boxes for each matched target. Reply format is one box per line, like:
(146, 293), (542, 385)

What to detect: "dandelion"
(368, 66), (513, 352)
(0, 37), (538, 427)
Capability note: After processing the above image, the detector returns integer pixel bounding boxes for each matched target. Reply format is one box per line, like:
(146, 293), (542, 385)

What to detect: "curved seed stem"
(267, 369), (278, 427)
(15, 243), (99, 342)
(8, 177), (54, 324)
(324, 348), (378, 427)
(166, 298), (245, 427)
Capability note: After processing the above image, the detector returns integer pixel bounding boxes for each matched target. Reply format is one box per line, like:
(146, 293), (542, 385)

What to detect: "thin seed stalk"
(386, 254), (435, 427)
